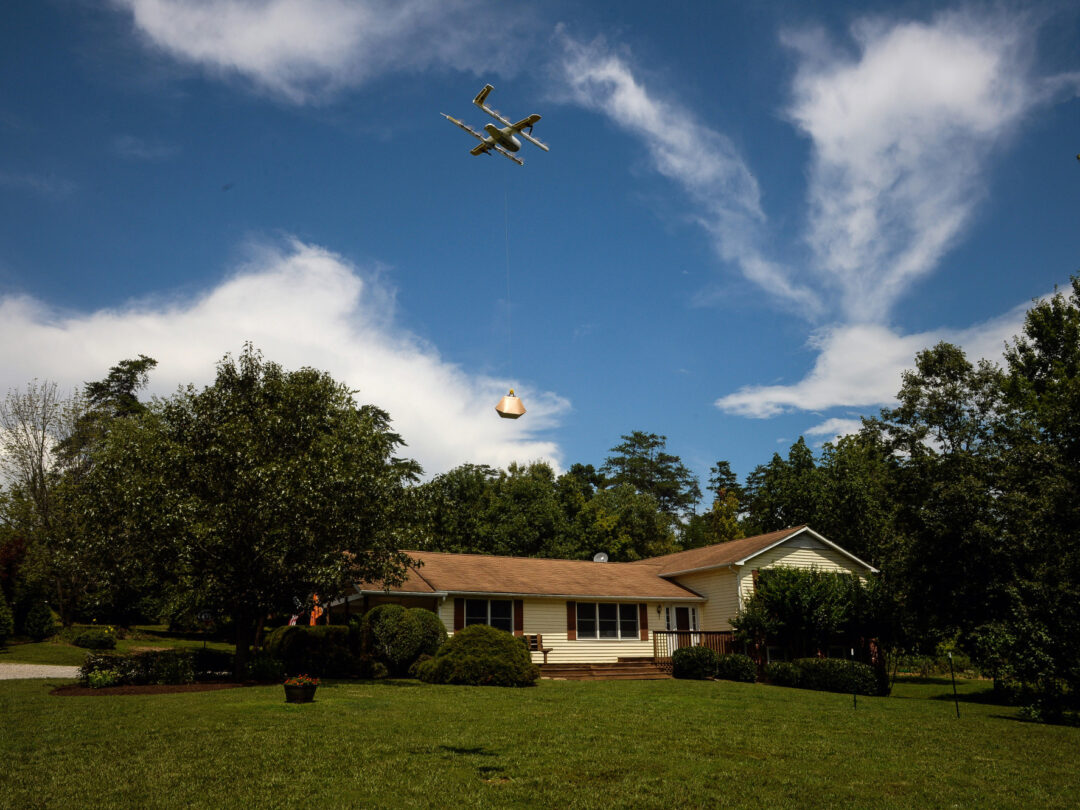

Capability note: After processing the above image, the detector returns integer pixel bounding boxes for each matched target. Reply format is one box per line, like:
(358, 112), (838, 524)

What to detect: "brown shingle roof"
(639, 526), (809, 575)
(361, 551), (703, 600)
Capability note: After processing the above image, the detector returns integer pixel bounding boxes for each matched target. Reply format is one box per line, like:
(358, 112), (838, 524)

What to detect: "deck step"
(539, 661), (671, 681)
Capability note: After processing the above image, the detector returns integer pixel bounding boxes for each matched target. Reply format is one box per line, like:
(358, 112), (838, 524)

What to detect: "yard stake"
(851, 647), (856, 709)
(948, 652), (960, 719)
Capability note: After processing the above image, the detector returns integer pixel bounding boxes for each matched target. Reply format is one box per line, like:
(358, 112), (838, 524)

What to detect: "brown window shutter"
(638, 604), (649, 641)
(513, 599), (524, 636)
(566, 601), (577, 641)
(453, 597), (464, 631)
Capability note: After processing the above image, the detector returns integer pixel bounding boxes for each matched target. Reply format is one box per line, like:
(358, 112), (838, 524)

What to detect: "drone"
(442, 84), (549, 166)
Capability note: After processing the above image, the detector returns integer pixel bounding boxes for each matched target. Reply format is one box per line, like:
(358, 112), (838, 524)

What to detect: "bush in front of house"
(416, 624), (539, 687)
(672, 645), (719, 680)
(246, 651), (284, 683)
(264, 624), (357, 677)
(361, 605), (425, 676)
(0, 592), (13, 647)
(715, 653), (757, 683)
(72, 627), (117, 650)
(23, 602), (57, 641)
(410, 607), (448, 658)
(765, 661), (802, 688)
(79, 650), (197, 686)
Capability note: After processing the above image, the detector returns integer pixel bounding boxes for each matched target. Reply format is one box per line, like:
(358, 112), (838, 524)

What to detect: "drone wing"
(511, 114), (549, 152)
(489, 143), (524, 166)
(442, 113), (485, 142)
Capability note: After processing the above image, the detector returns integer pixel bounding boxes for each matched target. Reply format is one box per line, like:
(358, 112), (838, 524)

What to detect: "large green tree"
(600, 431), (701, 519)
(82, 345), (421, 677)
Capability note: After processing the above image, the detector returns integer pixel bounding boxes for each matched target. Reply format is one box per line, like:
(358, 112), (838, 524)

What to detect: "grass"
(1, 675), (1077, 809)
(0, 625), (233, 667)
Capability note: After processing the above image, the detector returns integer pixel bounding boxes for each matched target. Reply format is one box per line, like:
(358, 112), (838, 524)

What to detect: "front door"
(673, 606), (696, 650)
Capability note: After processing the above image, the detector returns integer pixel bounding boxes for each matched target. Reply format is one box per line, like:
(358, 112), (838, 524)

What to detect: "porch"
(652, 630), (744, 673)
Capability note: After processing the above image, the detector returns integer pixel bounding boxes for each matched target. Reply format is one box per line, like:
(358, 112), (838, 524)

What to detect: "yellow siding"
(668, 568), (739, 630)
(736, 543), (867, 604)
(440, 597), (701, 664)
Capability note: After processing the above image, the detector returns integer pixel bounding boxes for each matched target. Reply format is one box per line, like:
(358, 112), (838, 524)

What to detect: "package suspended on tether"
(495, 389), (526, 419)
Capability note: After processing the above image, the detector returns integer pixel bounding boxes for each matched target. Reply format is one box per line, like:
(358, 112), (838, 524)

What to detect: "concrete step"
(539, 661), (671, 681)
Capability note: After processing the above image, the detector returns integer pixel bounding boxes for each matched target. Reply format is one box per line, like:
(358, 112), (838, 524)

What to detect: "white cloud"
(714, 300), (1030, 418)
(555, 30), (822, 315)
(785, 10), (1078, 321)
(114, 0), (529, 103)
(804, 417), (864, 442)
(0, 239), (567, 475)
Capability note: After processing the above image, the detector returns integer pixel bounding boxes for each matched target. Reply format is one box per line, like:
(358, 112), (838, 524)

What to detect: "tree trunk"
(233, 612), (260, 681)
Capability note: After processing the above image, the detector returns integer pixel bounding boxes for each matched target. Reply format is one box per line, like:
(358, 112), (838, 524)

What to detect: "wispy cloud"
(112, 134), (180, 161)
(554, 29), (823, 315)
(114, 0), (531, 103)
(785, 9), (1078, 322)
(715, 302), (1030, 418)
(0, 239), (567, 475)
(0, 170), (76, 199)
(804, 417), (864, 443)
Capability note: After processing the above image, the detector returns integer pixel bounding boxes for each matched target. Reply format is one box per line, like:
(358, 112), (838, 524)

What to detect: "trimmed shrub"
(264, 624), (356, 677)
(408, 653), (433, 679)
(765, 661), (802, 688)
(0, 593), (13, 646)
(362, 605), (425, 676)
(672, 645), (719, 680)
(417, 625), (538, 687)
(23, 602), (57, 641)
(409, 608), (448, 658)
(79, 650), (196, 686)
(72, 628), (117, 650)
(87, 668), (121, 689)
(793, 657), (878, 696)
(715, 653), (757, 683)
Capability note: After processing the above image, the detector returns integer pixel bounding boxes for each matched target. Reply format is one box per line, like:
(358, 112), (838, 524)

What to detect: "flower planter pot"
(284, 685), (317, 704)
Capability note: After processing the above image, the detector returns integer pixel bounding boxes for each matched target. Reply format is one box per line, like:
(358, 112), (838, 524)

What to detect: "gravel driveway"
(0, 663), (81, 680)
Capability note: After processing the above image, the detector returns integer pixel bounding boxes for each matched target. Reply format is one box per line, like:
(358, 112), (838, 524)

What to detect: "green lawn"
(0, 626), (233, 667)
(1, 675), (1077, 809)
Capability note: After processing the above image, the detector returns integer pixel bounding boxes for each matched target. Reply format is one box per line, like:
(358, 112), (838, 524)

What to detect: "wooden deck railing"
(652, 630), (741, 672)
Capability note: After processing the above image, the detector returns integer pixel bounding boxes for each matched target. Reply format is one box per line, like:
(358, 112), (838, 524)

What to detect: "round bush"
(363, 605), (425, 675)
(417, 624), (539, 687)
(264, 624), (354, 677)
(765, 661), (801, 688)
(672, 645), (719, 680)
(715, 653), (757, 683)
(409, 607), (448, 657)
(72, 628), (117, 650)
(23, 602), (57, 641)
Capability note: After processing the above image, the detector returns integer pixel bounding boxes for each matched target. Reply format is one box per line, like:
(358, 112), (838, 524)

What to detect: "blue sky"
(2, 0), (1078, 493)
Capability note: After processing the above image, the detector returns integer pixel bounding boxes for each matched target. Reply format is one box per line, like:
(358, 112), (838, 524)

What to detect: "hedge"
(417, 625), (538, 687)
(72, 628), (117, 650)
(264, 624), (357, 677)
(672, 645), (719, 680)
(79, 650), (196, 686)
(764, 657), (882, 696)
(715, 653), (757, 683)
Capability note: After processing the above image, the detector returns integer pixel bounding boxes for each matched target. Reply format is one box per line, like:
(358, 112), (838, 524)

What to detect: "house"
(339, 525), (876, 665)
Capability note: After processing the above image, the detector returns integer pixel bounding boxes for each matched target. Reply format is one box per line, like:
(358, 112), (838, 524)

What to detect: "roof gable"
(644, 526), (878, 576)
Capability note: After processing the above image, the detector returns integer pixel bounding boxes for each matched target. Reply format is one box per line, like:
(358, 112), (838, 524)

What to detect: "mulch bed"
(51, 681), (260, 697)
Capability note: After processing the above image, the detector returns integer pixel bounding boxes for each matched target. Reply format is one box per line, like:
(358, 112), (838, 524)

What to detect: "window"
(576, 603), (638, 639)
(465, 598), (513, 633)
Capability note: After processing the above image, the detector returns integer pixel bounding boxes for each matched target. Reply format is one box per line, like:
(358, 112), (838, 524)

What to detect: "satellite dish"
(592, 552), (609, 563)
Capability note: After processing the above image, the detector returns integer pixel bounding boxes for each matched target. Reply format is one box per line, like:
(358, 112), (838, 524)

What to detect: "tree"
(743, 438), (824, 534)
(82, 345), (422, 677)
(600, 431), (701, 519)
(575, 484), (679, 561)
